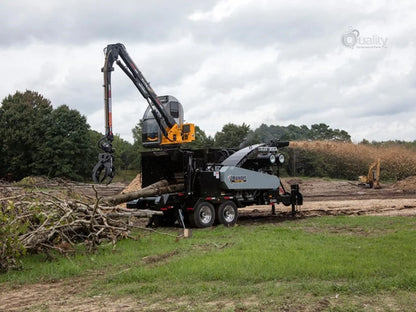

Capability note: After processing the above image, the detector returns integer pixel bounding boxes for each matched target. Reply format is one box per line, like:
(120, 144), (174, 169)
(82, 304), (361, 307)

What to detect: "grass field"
(1, 215), (416, 311)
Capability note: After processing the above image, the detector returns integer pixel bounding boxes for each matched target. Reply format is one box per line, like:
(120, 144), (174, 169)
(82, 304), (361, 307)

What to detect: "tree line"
(0, 91), (137, 181)
(1, 90), (414, 182)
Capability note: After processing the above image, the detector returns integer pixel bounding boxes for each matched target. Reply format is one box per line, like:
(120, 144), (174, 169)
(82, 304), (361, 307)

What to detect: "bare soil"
(1, 177), (416, 311)
(0, 277), (139, 312)
(237, 177), (416, 224)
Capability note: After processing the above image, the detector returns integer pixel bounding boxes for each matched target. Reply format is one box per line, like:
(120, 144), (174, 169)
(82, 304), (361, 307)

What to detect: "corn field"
(288, 141), (416, 181)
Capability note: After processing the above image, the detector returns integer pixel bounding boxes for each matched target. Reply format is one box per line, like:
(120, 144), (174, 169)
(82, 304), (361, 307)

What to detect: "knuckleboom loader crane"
(93, 43), (195, 183)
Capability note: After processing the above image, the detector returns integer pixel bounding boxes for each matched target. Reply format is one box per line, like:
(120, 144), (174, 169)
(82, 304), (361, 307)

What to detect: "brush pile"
(0, 180), (181, 272)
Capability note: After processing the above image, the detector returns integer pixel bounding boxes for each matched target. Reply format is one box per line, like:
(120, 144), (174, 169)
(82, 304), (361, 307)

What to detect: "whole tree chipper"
(93, 43), (302, 228)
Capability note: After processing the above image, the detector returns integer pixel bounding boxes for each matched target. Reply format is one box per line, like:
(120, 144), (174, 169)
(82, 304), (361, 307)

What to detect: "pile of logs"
(1, 179), (184, 259)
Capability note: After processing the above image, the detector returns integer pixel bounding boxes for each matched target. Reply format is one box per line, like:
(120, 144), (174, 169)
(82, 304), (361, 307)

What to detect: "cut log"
(106, 210), (162, 218)
(103, 179), (185, 205)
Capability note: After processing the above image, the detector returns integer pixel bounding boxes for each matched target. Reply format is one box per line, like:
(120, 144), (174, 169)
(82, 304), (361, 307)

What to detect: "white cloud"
(0, 0), (415, 143)
(189, 0), (252, 22)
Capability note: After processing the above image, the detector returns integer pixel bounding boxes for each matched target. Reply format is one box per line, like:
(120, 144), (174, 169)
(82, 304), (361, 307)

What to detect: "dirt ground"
(237, 177), (416, 223)
(1, 177), (416, 311)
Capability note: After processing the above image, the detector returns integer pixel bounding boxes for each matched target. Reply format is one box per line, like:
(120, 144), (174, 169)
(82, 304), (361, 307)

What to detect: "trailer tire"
(217, 201), (238, 226)
(190, 201), (215, 228)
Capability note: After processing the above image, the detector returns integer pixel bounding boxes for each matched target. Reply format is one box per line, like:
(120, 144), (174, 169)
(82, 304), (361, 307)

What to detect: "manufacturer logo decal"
(229, 175), (247, 183)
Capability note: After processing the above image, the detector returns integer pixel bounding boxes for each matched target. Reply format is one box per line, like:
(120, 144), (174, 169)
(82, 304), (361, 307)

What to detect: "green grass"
(2, 216), (416, 311)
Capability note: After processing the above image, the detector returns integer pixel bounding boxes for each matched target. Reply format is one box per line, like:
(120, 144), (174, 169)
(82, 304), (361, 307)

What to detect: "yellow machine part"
(161, 123), (195, 145)
(359, 158), (381, 188)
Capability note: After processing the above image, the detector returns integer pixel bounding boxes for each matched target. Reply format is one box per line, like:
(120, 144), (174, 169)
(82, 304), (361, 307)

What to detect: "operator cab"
(142, 95), (184, 148)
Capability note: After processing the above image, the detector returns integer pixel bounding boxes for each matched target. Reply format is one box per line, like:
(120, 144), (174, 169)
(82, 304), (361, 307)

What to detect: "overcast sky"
(1, 0), (415, 143)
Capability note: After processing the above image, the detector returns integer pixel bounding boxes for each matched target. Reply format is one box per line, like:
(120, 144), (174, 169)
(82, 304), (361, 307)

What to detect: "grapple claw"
(92, 153), (115, 184)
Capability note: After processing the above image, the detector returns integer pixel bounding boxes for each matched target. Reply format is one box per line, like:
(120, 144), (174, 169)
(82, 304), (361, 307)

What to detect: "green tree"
(42, 105), (92, 180)
(132, 120), (143, 147)
(89, 129), (105, 173)
(310, 123), (351, 141)
(245, 123), (351, 144)
(130, 120), (145, 171)
(284, 124), (310, 140)
(112, 135), (139, 171)
(0, 90), (100, 181)
(214, 123), (250, 148)
(183, 126), (214, 149)
(0, 91), (53, 180)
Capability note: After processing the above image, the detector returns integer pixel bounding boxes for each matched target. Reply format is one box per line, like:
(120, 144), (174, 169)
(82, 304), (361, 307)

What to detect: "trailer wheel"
(191, 201), (215, 228)
(217, 201), (238, 226)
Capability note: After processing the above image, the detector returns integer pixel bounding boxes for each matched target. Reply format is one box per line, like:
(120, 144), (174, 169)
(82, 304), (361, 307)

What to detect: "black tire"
(190, 201), (215, 228)
(217, 201), (238, 226)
